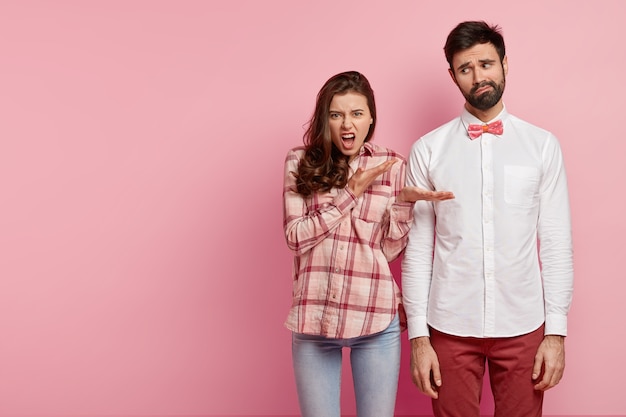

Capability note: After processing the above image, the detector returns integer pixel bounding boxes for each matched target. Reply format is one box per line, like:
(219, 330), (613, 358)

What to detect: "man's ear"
(502, 56), (508, 76)
(448, 68), (458, 86)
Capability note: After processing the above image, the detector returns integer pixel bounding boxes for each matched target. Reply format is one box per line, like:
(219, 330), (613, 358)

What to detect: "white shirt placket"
(481, 134), (496, 336)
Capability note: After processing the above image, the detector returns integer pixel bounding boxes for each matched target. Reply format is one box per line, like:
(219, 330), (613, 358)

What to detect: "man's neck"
(465, 101), (504, 123)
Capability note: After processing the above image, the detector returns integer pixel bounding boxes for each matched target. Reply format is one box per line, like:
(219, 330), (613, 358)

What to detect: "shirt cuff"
(545, 314), (568, 336)
(407, 315), (430, 339)
(391, 201), (414, 222)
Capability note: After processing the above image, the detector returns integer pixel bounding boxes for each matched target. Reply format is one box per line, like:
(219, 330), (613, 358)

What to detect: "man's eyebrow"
(456, 58), (497, 71)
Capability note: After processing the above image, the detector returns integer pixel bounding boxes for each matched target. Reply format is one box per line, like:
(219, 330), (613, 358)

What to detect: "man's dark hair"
(444, 21), (506, 69)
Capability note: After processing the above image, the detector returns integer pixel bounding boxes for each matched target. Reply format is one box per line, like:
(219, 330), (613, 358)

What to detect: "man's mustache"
(470, 81), (497, 95)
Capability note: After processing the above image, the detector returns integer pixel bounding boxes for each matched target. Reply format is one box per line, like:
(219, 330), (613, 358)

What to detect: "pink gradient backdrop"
(0, 1), (624, 416)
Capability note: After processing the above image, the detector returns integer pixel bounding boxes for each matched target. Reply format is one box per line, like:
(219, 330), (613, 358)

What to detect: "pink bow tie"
(467, 120), (503, 139)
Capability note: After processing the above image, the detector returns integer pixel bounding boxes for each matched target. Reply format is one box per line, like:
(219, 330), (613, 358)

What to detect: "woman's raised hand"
(348, 159), (397, 198)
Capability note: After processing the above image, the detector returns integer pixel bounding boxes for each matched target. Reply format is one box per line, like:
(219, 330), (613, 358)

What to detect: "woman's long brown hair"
(295, 71), (377, 196)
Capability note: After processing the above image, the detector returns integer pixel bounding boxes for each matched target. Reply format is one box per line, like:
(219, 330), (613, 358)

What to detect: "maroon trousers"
(429, 325), (545, 417)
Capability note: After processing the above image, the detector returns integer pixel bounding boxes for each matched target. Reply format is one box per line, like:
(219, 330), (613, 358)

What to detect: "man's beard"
(465, 79), (505, 111)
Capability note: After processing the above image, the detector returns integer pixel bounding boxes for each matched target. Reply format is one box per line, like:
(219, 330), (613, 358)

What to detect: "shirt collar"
(361, 141), (375, 156)
(349, 142), (375, 168)
(461, 104), (509, 127)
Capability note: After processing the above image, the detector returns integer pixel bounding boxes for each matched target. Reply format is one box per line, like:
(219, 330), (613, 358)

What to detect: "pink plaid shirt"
(283, 142), (413, 339)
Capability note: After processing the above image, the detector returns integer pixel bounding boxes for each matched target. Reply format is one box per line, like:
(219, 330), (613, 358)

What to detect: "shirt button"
(335, 267), (341, 272)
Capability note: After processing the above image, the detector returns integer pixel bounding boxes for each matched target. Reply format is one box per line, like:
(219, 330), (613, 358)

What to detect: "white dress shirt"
(402, 106), (573, 339)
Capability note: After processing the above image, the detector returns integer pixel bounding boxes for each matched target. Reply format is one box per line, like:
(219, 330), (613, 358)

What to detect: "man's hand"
(533, 335), (565, 391)
(410, 337), (442, 399)
(348, 159), (397, 198)
(397, 186), (455, 203)
(397, 304), (407, 332)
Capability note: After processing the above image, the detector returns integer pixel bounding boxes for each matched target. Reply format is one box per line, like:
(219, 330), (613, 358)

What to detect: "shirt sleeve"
(283, 149), (356, 256)
(538, 134), (574, 336)
(380, 157), (414, 262)
(402, 140), (436, 339)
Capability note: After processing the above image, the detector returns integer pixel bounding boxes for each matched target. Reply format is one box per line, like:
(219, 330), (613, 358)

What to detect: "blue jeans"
(292, 315), (401, 417)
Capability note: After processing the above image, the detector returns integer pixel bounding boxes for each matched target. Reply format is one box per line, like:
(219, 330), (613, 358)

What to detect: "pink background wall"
(1, 1), (624, 416)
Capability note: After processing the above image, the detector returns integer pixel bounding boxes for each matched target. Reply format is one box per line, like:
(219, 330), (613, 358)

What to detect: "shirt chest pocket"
(355, 181), (392, 222)
(504, 165), (540, 207)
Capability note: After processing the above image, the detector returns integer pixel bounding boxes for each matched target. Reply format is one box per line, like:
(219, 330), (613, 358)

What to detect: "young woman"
(282, 71), (453, 417)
